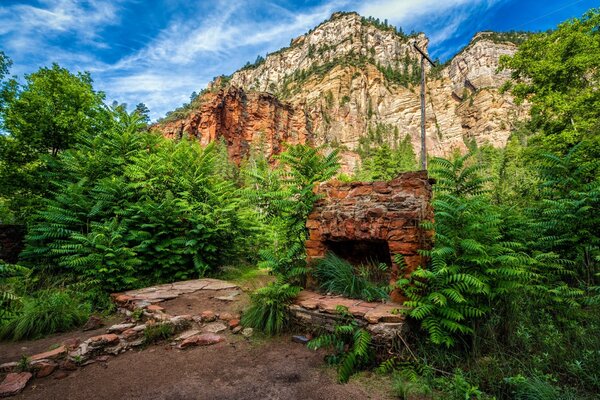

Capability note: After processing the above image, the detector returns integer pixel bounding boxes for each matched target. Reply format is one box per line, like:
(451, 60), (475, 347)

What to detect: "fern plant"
(400, 153), (531, 347)
(0, 263), (30, 323)
(241, 282), (301, 336)
(307, 306), (374, 383)
(244, 144), (340, 283)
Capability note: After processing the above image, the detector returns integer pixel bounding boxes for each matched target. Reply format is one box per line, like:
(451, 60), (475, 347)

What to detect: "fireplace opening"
(324, 239), (392, 285)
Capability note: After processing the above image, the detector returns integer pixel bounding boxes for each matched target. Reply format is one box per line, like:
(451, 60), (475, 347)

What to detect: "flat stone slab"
(292, 290), (406, 323)
(0, 372), (32, 397)
(112, 279), (240, 306)
(203, 322), (228, 334)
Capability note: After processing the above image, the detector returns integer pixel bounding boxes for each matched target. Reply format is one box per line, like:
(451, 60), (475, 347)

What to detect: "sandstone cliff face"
(160, 87), (310, 162)
(157, 12), (528, 173)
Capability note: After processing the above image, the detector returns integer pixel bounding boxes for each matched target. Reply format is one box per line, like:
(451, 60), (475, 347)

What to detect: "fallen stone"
(121, 328), (141, 341)
(0, 372), (32, 397)
(241, 328), (254, 338)
(95, 355), (110, 362)
(53, 371), (69, 380)
(133, 300), (151, 309)
(169, 315), (192, 330)
(68, 342), (89, 360)
(147, 304), (165, 313)
(175, 329), (201, 341)
(132, 324), (147, 332)
(82, 315), (103, 331)
(200, 310), (216, 322)
(204, 322), (227, 334)
(232, 326), (243, 334)
(107, 323), (135, 334)
(59, 359), (78, 371)
(228, 319), (240, 329)
(202, 281), (238, 291)
(215, 290), (241, 301)
(177, 333), (224, 349)
(62, 338), (81, 351)
(363, 305), (405, 324)
(0, 363), (17, 373)
(30, 345), (67, 361)
(32, 360), (57, 378)
(291, 335), (310, 345)
(218, 312), (234, 321)
(86, 334), (120, 348)
(81, 359), (96, 367)
(112, 294), (133, 305)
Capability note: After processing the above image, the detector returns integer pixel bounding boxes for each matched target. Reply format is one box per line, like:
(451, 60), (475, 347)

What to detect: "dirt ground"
(1, 275), (395, 399)
(0, 315), (121, 364)
(12, 335), (393, 400)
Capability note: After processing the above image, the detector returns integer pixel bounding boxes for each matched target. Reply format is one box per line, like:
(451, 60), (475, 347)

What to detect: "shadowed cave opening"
(324, 239), (392, 285)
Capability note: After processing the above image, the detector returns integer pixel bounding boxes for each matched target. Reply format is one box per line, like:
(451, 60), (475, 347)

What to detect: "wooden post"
(420, 55), (426, 171)
(413, 43), (436, 172)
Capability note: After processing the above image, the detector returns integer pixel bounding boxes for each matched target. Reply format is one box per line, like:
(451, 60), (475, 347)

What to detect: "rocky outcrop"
(160, 87), (310, 162)
(156, 12), (528, 172)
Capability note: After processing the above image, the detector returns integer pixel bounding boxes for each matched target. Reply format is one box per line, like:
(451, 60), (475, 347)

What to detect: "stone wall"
(305, 171), (434, 302)
(0, 225), (26, 264)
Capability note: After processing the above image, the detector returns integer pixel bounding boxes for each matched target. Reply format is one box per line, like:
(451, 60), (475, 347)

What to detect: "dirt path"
(14, 335), (393, 400)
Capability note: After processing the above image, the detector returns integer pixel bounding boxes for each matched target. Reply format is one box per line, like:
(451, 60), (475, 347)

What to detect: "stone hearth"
(305, 171), (434, 301)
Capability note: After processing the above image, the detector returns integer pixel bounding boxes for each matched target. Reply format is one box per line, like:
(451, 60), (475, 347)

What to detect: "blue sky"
(0, 0), (596, 120)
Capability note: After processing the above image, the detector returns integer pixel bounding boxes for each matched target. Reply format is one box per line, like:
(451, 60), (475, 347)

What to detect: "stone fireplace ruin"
(305, 171), (434, 302)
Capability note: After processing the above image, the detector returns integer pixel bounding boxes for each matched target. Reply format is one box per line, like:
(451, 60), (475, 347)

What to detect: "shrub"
(1, 289), (91, 340)
(241, 282), (301, 336)
(143, 323), (174, 344)
(313, 253), (389, 301)
(307, 306), (374, 383)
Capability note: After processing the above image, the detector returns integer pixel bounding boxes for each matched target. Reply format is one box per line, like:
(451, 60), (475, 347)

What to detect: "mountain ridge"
(156, 11), (529, 173)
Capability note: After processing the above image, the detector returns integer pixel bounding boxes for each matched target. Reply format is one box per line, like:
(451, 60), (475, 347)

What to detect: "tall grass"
(313, 253), (389, 301)
(1, 289), (91, 340)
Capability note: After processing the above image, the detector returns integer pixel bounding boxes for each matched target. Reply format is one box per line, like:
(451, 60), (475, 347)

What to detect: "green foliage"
(0, 263), (30, 323)
(143, 323), (174, 344)
(241, 282), (301, 336)
(0, 63), (110, 221)
(401, 152), (531, 347)
(23, 110), (253, 291)
(313, 253), (388, 301)
(356, 126), (417, 180)
(1, 289), (90, 340)
(249, 144), (339, 282)
(500, 9), (600, 175)
(16, 355), (31, 373)
(307, 306), (374, 383)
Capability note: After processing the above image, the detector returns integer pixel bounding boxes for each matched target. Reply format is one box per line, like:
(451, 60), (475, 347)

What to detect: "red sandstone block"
(388, 241), (419, 255)
(305, 240), (324, 249)
(306, 219), (319, 229)
(30, 346), (67, 362)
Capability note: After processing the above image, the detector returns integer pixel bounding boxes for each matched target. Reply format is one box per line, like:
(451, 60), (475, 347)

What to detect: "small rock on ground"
(202, 322), (227, 334)
(242, 328), (254, 338)
(82, 315), (103, 331)
(0, 372), (32, 397)
(178, 333), (224, 349)
(200, 311), (216, 322)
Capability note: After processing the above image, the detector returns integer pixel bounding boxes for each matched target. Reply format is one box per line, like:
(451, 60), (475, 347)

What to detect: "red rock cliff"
(159, 86), (311, 163)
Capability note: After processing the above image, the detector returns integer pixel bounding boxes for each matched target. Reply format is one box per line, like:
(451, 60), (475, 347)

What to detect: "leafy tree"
(500, 9), (600, 175)
(0, 63), (110, 221)
(133, 102), (150, 124)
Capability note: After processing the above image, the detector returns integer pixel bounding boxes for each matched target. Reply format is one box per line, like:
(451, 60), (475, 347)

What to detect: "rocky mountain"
(157, 12), (529, 173)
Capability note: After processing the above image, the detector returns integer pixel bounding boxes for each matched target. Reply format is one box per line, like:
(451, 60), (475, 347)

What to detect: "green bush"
(313, 253), (388, 301)
(1, 289), (90, 340)
(143, 323), (174, 344)
(23, 110), (255, 291)
(307, 306), (374, 383)
(241, 282), (301, 336)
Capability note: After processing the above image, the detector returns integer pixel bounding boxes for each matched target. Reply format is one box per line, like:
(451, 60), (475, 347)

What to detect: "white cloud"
(0, 0), (120, 45)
